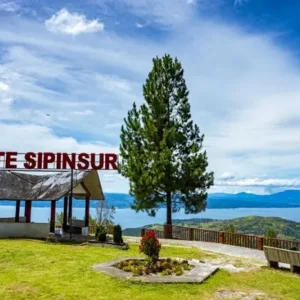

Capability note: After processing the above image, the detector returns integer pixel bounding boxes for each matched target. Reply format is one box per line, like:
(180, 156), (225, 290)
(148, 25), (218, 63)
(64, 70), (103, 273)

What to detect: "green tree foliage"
(56, 212), (64, 226)
(223, 224), (237, 234)
(119, 54), (214, 226)
(265, 228), (277, 238)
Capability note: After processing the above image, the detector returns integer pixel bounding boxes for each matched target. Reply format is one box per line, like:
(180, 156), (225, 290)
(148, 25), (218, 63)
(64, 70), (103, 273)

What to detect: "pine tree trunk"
(165, 192), (172, 238)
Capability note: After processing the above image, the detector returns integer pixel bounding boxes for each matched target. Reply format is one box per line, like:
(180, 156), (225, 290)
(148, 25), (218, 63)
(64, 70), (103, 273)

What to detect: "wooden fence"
(88, 225), (114, 235)
(142, 225), (300, 251)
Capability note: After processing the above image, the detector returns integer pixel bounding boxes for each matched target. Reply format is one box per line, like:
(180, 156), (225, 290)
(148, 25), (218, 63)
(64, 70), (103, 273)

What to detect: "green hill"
(123, 216), (300, 240)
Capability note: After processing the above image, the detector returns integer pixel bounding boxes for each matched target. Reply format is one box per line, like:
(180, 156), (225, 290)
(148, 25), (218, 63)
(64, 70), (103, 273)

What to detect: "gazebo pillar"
(15, 200), (20, 222)
(85, 196), (90, 227)
(63, 196), (68, 231)
(68, 195), (73, 224)
(25, 201), (32, 223)
(50, 200), (56, 233)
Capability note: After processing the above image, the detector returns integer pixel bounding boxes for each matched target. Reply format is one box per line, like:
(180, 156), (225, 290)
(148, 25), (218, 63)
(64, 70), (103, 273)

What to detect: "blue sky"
(1, 0), (300, 194)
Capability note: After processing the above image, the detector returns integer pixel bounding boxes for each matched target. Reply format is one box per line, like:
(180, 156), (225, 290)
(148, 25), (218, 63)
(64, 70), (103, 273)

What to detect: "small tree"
(56, 212), (64, 226)
(95, 225), (107, 242)
(139, 230), (161, 265)
(96, 199), (116, 226)
(119, 54), (214, 235)
(113, 224), (123, 244)
(223, 224), (237, 234)
(265, 229), (277, 239)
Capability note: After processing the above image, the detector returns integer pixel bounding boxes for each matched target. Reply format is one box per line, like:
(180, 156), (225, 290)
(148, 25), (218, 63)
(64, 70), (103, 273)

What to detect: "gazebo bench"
(264, 246), (300, 274)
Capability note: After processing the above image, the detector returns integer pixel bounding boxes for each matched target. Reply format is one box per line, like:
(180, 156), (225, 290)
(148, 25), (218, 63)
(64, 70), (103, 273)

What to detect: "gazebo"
(0, 170), (104, 238)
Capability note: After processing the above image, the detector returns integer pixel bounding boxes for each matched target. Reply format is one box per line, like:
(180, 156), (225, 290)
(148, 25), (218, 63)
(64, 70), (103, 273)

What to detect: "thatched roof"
(0, 170), (104, 201)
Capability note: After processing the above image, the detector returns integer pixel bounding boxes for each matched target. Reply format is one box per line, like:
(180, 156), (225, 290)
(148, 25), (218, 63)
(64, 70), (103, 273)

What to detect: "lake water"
(1, 206), (300, 228)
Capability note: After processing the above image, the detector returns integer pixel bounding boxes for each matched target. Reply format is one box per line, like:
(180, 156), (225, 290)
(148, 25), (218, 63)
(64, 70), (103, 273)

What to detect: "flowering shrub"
(95, 225), (107, 242)
(139, 230), (161, 264)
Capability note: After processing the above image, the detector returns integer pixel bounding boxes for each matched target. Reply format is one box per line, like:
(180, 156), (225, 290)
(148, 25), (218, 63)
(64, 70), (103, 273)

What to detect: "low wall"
(0, 222), (50, 239)
(0, 217), (26, 223)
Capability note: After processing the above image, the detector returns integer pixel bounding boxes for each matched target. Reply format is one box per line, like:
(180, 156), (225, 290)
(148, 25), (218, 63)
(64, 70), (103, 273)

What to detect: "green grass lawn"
(0, 239), (299, 300)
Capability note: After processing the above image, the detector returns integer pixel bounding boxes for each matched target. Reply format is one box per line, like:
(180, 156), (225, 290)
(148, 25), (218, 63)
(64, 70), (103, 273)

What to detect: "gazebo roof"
(0, 170), (104, 201)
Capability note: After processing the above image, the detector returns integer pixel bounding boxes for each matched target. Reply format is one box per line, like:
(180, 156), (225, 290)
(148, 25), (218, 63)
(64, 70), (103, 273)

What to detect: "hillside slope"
(123, 216), (300, 240)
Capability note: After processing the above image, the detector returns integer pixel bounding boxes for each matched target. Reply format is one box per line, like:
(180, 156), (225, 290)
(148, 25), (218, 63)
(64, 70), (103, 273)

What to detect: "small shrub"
(182, 263), (191, 271)
(161, 269), (172, 276)
(172, 259), (179, 265)
(156, 261), (164, 272)
(151, 265), (158, 273)
(122, 266), (132, 272)
(116, 262), (124, 269)
(182, 260), (188, 264)
(139, 231), (161, 264)
(128, 260), (136, 266)
(162, 261), (172, 270)
(95, 225), (107, 242)
(289, 246), (298, 251)
(113, 224), (123, 244)
(175, 266), (183, 276)
(136, 267), (144, 276)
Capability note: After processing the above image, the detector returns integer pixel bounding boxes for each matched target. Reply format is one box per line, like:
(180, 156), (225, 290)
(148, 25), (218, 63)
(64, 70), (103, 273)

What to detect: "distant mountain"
(123, 216), (300, 240)
(206, 190), (300, 208)
(1, 190), (300, 209)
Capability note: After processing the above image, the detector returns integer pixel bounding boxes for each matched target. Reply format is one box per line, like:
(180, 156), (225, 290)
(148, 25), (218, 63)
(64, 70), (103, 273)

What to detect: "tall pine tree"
(119, 54), (214, 230)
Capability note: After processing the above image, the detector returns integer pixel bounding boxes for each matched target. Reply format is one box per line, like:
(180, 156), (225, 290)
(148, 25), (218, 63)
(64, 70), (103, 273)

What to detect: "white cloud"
(0, 82), (9, 91)
(95, 74), (133, 93)
(123, 0), (196, 26)
(72, 110), (94, 116)
(220, 172), (235, 180)
(0, 1), (19, 12)
(234, 0), (248, 7)
(215, 178), (300, 188)
(45, 9), (104, 35)
(135, 22), (144, 28)
(104, 123), (122, 129)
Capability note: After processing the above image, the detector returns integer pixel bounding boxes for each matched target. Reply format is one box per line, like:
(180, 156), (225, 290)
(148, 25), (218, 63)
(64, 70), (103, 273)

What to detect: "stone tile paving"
(124, 236), (267, 262)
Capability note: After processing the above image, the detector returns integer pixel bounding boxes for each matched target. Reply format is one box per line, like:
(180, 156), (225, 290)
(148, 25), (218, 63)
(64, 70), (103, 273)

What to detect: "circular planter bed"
(88, 240), (129, 250)
(93, 257), (219, 283)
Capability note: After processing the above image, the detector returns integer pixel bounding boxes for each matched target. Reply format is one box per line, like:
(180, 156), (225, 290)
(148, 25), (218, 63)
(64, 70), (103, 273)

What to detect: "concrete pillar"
(68, 195), (72, 225)
(15, 200), (20, 222)
(85, 196), (90, 227)
(63, 196), (68, 231)
(50, 200), (56, 233)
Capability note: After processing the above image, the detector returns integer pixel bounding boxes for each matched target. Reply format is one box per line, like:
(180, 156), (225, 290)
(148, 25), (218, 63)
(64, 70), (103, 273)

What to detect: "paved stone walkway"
(124, 236), (267, 262)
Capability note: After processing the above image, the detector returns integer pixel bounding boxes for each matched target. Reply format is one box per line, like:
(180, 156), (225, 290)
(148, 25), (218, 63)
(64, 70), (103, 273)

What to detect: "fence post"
(141, 228), (145, 237)
(189, 228), (194, 241)
(219, 231), (225, 244)
(164, 224), (172, 239)
(258, 236), (264, 251)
